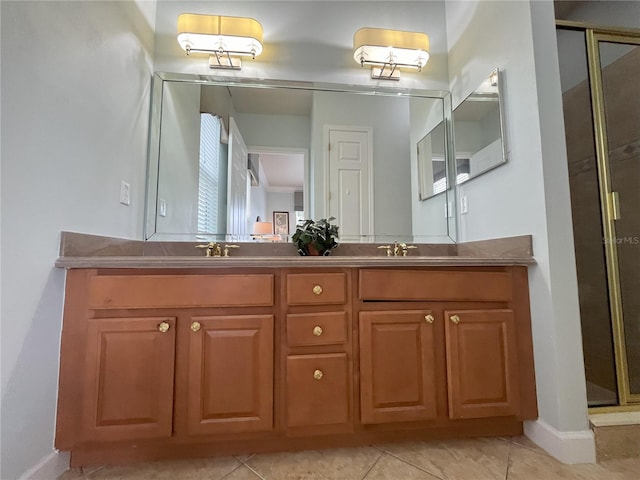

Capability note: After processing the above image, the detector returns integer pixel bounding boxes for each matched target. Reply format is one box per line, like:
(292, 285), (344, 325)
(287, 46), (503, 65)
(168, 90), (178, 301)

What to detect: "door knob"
(158, 321), (170, 333)
(450, 315), (461, 325)
(313, 326), (323, 336)
(424, 314), (434, 324)
(312, 285), (323, 295)
(190, 321), (201, 332)
(313, 369), (324, 380)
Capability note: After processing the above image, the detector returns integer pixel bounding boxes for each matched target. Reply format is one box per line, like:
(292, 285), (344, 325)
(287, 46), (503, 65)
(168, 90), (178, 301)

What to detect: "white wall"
(446, 0), (592, 463)
(0, 1), (155, 478)
(156, 83), (201, 235)
(234, 113), (310, 150)
(311, 91), (413, 237)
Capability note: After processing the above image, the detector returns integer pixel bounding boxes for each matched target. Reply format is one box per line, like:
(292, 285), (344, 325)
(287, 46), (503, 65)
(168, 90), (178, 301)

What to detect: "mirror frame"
(145, 72), (456, 243)
(452, 68), (508, 186)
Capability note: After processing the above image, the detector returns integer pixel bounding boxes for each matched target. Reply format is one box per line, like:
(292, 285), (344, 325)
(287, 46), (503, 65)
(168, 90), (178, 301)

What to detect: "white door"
(327, 127), (373, 242)
(227, 117), (249, 240)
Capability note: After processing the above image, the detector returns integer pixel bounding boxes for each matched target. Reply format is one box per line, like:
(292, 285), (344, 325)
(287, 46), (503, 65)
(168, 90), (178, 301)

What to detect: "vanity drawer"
(286, 273), (347, 306)
(287, 312), (347, 347)
(359, 269), (512, 302)
(286, 353), (350, 428)
(88, 274), (274, 309)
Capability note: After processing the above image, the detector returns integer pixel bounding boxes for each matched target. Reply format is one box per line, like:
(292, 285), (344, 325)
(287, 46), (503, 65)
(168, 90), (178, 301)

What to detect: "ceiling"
(254, 151), (305, 190)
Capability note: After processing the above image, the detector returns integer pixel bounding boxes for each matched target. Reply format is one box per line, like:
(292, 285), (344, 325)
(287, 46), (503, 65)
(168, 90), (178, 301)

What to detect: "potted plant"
(292, 217), (339, 256)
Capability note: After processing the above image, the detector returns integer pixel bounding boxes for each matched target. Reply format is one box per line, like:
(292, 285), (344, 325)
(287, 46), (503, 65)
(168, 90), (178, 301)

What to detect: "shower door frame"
(558, 20), (640, 408)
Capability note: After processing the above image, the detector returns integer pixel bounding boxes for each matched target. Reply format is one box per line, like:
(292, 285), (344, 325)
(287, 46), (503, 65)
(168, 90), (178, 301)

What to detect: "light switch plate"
(119, 181), (130, 206)
(159, 198), (167, 217)
(460, 195), (468, 215)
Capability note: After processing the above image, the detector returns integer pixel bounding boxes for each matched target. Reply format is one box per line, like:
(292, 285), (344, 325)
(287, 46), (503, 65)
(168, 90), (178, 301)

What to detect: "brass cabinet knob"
(313, 369), (324, 380)
(190, 321), (201, 332)
(158, 321), (170, 333)
(450, 315), (461, 325)
(312, 285), (323, 295)
(424, 314), (435, 324)
(312, 326), (323, 336)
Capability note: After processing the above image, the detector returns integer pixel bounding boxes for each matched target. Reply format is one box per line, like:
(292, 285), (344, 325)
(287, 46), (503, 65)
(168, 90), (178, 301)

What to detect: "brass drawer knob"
(158, 321), (170, 333)
(312, 285), (323, 295)
(450, 315), (461, 325)
(424, 314), (434, 324)
(191, 321), (201, 332)
(313, 369), (324, 380)
(313, 326), (323, 336)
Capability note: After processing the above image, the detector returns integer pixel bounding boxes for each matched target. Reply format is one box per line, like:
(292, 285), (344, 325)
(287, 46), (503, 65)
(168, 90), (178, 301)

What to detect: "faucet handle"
(223, 244), (240, 257)
(196, 242), (218, 257)
(399, 243), (418, 256)
(377, 245), (392, 256)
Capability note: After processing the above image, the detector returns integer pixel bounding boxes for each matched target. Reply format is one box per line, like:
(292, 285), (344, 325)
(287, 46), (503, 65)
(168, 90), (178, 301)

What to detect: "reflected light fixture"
(353, 27), (430, 81)
(177, 13), (263, 70)
(252, 221), (274, 241)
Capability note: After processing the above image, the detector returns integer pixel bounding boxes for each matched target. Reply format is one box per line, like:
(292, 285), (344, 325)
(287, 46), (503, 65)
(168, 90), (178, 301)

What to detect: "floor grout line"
(381, 450), (446, 480)
(219, 461), (245, 480)
(504, 439), (512, 480)
(236, 456), (267, 480)
(359, 449), (383, 480)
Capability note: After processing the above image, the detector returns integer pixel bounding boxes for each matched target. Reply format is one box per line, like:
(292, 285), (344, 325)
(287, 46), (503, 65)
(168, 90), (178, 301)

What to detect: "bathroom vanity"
(54, 235), (537, 467)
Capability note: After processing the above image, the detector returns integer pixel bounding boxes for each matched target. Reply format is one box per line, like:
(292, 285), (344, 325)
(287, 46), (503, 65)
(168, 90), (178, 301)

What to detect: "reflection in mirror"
(417, 121), (446, 200)
(146, 74), (455, 244)
(452, 68), (506, 185)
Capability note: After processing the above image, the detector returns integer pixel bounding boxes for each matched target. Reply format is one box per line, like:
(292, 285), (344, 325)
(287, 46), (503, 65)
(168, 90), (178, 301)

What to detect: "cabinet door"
(286, 353), (350, 428)
(83, 317), (176, 442)
(187, 315), (273, 435)
(359, 310), (438, 424)
(445, 309), (520, 419)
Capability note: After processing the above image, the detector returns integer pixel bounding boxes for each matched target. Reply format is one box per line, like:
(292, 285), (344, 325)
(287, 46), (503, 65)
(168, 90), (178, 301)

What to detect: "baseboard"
(524, 419), (596, 464)
(18, 450), (70, 480)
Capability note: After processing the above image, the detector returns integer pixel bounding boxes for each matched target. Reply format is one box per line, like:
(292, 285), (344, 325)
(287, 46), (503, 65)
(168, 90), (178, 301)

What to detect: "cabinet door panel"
(445, 309), (520, 419)
(360, 311), (437, 424)
(187, 315), (273, 435)
(83, 317), (176, 442)
(286, 353), (350, 428)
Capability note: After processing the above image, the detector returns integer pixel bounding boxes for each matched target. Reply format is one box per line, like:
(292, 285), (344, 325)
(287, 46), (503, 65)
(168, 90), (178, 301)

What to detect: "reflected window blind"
(198, 114), (221, 234)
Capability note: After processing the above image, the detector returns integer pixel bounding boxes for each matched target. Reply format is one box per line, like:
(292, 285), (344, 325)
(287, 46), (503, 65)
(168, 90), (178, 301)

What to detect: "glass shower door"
(597, 37), (640, 400)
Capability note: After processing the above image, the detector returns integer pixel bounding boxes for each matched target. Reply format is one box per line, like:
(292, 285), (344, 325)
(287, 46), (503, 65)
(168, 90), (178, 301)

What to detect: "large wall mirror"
(145, 73), (455, 244)
(452, 69), (506, 185)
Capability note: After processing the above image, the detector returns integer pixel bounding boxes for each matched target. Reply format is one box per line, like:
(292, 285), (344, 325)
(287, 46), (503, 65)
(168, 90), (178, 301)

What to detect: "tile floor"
(58, 436), (640, 480)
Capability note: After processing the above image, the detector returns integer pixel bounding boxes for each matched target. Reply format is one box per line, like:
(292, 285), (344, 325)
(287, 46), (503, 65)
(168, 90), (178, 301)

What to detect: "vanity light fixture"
(353, 27), (430, 81)
(177, 13), (263, 70)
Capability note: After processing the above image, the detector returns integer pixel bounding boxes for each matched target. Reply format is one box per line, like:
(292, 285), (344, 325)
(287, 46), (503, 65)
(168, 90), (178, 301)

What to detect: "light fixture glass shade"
(177, 13), (263, 57)
(353, 27), (430, 70)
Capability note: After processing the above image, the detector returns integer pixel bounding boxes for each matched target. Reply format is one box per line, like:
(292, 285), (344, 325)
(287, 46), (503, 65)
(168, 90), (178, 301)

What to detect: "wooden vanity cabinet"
(56, 264), (536, 467)
(56, 269), (276, 452)
(82, 316), (177, 442)
(281, 270), (353, 434)
(357, 267), (536, 425)
(359, 310), (438, 424)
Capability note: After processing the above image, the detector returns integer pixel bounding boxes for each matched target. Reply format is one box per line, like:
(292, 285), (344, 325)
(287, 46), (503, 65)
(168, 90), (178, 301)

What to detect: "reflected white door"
(227, 117), (249, 239)
(327, 127), (373, 242)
